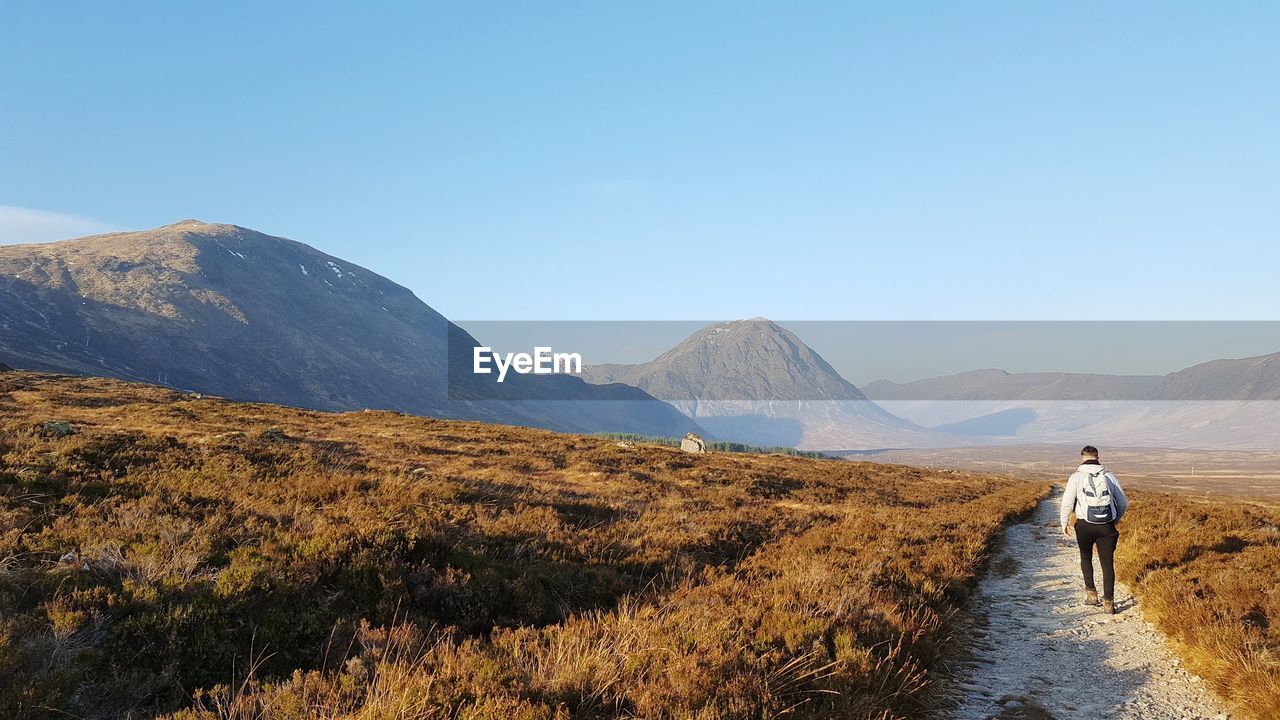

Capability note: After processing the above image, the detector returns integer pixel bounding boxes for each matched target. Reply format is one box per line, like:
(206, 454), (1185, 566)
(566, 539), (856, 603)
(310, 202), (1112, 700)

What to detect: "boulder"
(259, 426), (288, 442)
(42, 420), (77, 438)
(680, 432), (707, 453)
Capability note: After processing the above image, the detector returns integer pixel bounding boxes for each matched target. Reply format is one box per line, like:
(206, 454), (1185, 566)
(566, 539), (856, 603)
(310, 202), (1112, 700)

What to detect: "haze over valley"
(863, 356), (1280, 450)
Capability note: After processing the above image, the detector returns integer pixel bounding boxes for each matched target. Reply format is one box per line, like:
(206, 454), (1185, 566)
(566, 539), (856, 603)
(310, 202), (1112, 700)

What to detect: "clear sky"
(2, 2), (1277, 321)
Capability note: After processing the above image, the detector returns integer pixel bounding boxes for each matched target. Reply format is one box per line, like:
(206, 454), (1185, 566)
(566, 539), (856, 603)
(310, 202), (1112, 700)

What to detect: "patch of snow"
(326, 261), (345, 279)
(299, 264), (309, 276)
(227, 250), (246, 260)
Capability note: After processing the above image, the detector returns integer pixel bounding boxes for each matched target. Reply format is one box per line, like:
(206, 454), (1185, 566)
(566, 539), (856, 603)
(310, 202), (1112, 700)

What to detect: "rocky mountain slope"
(0, 220), (700, 436)
(1160, 351), (1280, 401)
(581, 318), (944, 449)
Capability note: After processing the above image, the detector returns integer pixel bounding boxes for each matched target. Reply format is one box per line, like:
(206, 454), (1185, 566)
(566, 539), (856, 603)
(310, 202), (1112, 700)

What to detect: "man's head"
(1080, 445), (1100, 461)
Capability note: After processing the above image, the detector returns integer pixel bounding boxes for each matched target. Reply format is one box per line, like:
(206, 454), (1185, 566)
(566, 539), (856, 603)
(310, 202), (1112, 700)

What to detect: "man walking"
(1060, 445), (1129, 614)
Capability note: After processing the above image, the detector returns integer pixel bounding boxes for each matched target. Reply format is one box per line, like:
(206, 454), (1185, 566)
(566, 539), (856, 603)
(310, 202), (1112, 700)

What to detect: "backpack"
(1078, 469), (1115, 524)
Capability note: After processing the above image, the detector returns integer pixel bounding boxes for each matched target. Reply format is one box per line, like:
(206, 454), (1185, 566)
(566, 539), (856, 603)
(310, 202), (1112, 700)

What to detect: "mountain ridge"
(864, 352), (1280, 401)
(583, 318), (871, 404)
(581, 319), (946, 450)
(0, 220), (702, 437)
(862, 354), (1280, 449)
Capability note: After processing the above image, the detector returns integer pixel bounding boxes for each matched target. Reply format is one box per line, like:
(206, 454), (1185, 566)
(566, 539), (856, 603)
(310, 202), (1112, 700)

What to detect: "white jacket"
(1059, 462), (1128, 530)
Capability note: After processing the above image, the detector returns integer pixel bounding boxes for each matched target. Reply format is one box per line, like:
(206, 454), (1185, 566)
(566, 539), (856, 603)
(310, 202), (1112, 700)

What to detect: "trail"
(948, 489), (1231, 720)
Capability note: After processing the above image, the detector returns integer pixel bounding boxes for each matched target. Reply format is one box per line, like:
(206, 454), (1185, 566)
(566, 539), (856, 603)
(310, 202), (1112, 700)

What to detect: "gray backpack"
(1078, 469), (1115, 524)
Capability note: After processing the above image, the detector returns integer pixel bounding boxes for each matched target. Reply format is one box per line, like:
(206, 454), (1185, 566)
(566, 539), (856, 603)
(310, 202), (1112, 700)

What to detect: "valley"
(7, 5), (1276, 717)
(2, 224), (1279, 719)
(4, 223), (1277, 457)
(849, 444), (1280, 498)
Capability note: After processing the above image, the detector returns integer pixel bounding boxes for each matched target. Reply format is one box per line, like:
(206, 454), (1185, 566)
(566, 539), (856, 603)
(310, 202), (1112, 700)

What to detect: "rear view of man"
(1060, 445), (1129, 614)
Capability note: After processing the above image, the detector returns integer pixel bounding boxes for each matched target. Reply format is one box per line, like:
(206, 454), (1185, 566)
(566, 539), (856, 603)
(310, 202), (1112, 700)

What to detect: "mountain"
(864, 353), (1280, 403)
(863, 369), (1164, 402)
(862, 354), (1280, 449)
(0, 220), (701, 437)
(1160, 352), (1280, 401)
(586, 317), (871, 404)
(580, 318), (943, 450)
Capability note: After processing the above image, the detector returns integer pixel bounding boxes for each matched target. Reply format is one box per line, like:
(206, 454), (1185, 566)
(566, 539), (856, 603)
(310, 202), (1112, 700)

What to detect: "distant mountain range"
(581, 319), (944, 449)
(3, 220), (1276, 452)
(0, 221), (701, 437)
(864, 352), (1280, 402)
(865, 369), (1164, 402)
(863, 355), (1280, 449)
(580, 319), (1280, 451)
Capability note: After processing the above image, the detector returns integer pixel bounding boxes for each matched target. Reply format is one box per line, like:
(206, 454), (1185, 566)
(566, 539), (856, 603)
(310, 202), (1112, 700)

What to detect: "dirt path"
(948, 489), (1231, 720)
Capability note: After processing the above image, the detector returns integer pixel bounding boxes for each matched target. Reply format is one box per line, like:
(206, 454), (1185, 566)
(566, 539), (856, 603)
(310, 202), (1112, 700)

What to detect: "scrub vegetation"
(0, 371), (1044, 719)
(591, 432), (831, 459)
(1116, 490), (1280, 718)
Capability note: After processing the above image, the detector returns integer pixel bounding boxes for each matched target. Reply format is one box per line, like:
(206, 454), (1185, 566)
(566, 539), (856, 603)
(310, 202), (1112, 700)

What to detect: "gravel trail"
(948, 489), (1232, 720)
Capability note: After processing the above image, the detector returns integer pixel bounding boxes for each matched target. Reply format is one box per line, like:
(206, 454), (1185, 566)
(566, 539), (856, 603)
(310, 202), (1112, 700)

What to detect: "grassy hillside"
(0, 371), (1044, 719)
(1117, 490), (1280, 717)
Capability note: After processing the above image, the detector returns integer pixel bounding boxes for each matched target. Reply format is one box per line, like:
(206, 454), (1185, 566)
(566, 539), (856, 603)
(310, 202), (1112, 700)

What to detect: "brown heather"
(1116, 489), (1280, 718)
(0, 372), (1044, 719)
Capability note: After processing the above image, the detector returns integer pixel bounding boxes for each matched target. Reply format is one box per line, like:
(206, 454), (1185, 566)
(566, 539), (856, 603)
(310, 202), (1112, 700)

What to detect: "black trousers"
(1075, 519), (1120, 600)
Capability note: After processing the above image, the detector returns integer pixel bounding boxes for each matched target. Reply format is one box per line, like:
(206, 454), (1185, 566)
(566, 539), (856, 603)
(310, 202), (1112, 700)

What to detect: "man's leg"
(1095, 525), (1120, 601)
(1075, 520), (1097, 592)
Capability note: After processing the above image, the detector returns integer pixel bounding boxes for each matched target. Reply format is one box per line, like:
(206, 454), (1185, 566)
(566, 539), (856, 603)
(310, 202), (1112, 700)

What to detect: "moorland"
(0, 371), (1044, 719)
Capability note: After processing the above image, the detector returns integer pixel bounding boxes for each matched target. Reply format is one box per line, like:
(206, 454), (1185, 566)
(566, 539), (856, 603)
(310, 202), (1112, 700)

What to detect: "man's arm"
(1109, 473), (1129, 519)
(1059, 475), (1077, 533)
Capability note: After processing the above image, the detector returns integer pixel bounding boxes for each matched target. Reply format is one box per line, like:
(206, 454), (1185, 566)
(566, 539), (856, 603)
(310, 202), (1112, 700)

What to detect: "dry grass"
(1116, 489), (1280, 717)
(0, 372), (1045, 719)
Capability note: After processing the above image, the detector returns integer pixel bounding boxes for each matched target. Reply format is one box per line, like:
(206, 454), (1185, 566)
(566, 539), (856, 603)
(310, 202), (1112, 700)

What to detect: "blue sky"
(2, 2), (1277, 321)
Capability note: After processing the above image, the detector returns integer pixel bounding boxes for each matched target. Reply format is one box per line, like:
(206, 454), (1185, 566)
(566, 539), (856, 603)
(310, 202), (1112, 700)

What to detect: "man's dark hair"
(1080, 445), (1100, 459)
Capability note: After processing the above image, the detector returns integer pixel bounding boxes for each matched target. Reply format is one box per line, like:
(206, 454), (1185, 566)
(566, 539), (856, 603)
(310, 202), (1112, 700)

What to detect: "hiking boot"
(1102, 599), (1115, 615)
(1084, 589), (1099, 606)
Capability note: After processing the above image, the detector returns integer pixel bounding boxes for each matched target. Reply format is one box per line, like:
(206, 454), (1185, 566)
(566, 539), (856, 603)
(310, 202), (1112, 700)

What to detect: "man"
(1059, 445), (1129, 614)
